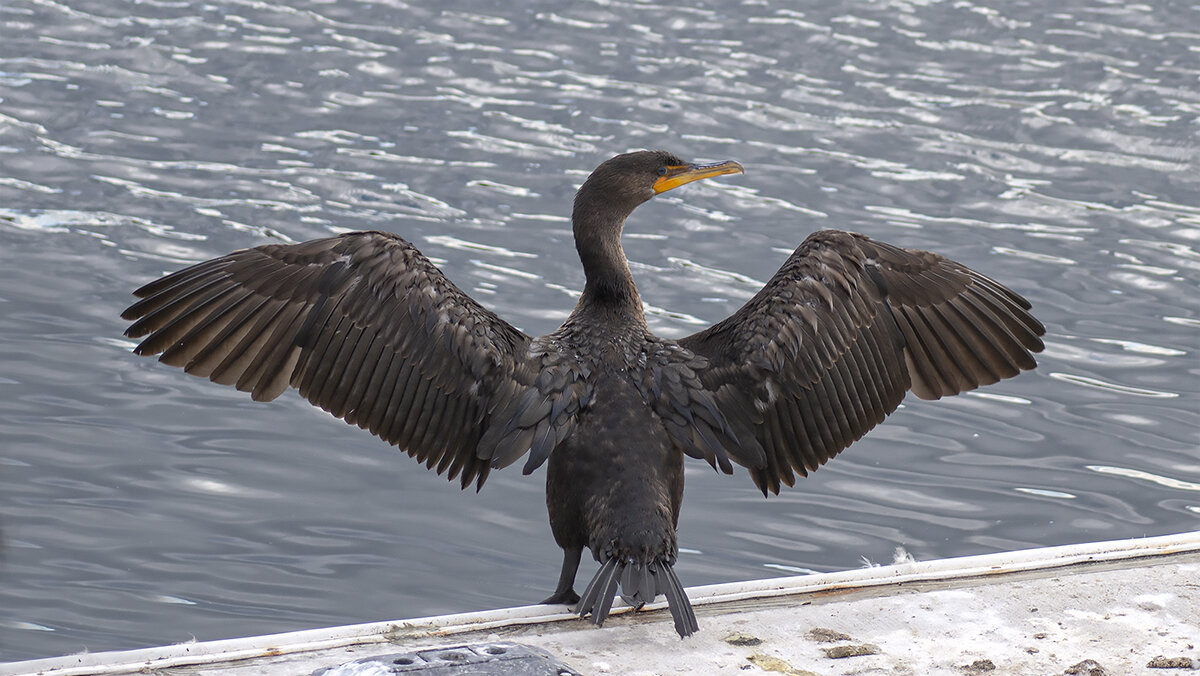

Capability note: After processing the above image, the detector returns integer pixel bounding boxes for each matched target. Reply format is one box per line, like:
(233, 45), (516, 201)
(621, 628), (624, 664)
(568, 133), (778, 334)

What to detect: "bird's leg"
(541, 545), (583, 606)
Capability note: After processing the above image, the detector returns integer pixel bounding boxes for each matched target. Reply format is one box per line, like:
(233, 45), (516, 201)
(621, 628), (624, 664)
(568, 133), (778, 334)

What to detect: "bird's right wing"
(679, 230), (1045, 495)
(123, 230), (548, 489)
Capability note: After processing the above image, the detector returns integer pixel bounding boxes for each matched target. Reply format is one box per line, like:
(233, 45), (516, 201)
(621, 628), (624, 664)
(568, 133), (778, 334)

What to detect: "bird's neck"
(572, 206), (644, 322)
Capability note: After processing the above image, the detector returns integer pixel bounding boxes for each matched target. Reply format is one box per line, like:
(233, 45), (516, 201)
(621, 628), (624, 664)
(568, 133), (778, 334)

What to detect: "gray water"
(1, 0), (1198, 662)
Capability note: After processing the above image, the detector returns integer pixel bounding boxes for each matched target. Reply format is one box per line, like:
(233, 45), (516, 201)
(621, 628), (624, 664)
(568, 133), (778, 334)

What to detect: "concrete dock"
(6, 531), (1199, 675)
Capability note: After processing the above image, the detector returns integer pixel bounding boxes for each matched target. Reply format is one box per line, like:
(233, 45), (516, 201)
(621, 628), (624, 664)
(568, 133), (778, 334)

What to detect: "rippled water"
(2, 0), (1198, 662)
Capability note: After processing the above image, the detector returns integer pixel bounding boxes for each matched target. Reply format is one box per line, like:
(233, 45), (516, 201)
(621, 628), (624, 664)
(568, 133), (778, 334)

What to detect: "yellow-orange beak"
(652, 160), (744, 194)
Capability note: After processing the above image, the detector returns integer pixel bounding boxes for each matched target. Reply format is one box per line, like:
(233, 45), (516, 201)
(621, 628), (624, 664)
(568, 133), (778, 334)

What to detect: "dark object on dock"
(310, 642), (581, 675)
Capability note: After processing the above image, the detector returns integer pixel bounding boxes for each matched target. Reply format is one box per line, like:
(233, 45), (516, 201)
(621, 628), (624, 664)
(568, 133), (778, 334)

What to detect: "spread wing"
(678, 229), (1046, 495)
(122, 230), (541, 489)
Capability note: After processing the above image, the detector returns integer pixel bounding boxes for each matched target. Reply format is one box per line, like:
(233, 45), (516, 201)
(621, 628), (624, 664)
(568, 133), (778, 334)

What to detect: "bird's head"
(574, 150), (744, 225)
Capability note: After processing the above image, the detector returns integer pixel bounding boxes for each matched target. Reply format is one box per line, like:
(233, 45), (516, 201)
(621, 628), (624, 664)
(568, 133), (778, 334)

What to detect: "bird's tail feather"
(577, 557), (698, 638)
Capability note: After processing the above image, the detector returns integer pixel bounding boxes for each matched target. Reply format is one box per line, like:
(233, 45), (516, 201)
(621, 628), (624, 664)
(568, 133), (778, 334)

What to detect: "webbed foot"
(541, 588), (580, 606)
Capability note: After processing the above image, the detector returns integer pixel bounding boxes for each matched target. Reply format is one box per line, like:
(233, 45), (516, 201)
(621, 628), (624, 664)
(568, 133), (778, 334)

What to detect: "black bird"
(122, 150), (1045, 637)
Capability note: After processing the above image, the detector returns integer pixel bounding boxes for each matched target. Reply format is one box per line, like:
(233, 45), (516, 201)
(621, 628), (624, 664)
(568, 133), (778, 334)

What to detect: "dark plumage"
(122, 150), (1045, 637)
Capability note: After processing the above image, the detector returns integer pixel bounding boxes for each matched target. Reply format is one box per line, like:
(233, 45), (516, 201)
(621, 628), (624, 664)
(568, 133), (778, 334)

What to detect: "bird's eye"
(657, 167), (668, 176)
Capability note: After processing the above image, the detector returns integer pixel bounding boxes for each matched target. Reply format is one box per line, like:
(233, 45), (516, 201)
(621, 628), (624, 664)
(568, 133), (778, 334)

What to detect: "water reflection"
(1, 0), (1198, 663)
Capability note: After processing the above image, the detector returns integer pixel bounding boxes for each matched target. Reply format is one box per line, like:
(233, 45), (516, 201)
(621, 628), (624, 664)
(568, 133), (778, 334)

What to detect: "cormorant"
(122, 150), (1045, 637)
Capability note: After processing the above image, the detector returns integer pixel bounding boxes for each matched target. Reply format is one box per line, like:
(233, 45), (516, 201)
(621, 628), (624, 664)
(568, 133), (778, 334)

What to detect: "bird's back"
(546, 361), (695, 635)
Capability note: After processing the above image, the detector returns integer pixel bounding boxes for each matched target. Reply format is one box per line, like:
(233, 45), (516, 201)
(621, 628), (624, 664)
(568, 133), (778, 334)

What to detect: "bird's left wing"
(678, 229), (1045, 495)
(122, 230), (540, 489)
